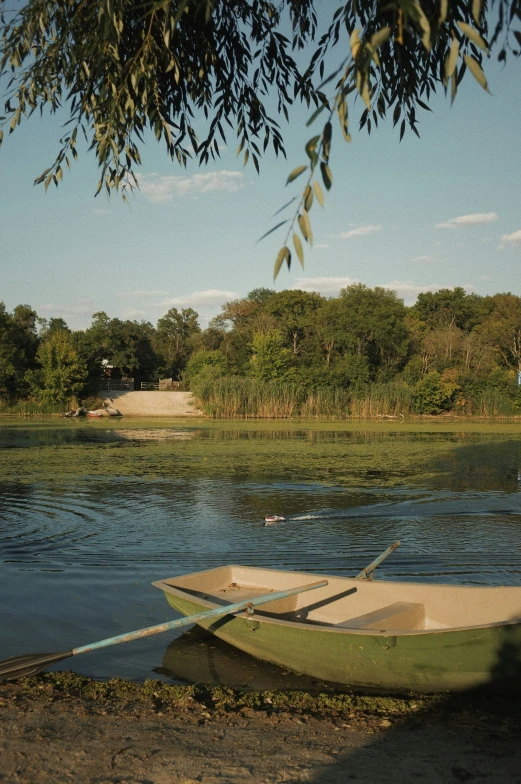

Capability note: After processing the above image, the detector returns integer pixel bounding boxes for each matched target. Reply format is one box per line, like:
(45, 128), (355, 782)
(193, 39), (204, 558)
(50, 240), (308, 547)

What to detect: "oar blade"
(0, 651), (72, 682)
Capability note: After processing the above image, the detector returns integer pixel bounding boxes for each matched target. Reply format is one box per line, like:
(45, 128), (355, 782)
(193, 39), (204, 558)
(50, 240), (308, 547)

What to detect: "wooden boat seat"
(338, 601), (425, 631)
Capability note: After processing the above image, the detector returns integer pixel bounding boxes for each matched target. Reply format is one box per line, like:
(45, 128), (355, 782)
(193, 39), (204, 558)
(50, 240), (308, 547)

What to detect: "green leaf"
(472, 0), (483, 26)
(257, 219), (289, 244)
(274, 246), (290, 279)
(370, 27), (391, 49)
(298, 210), (313, 245)
(273, 195), (298, 217)
(286, 165), (307, 185)
(313, 180), (324, 207)
(305, 136), (320, 163)
(320, 162), (333, 190)
(445, 38), (459, 81)
(293, 233), (304, 267)
(439, 0), (448, 23)
(356, 69), (371, 111)
(306, 104), (327, 127)
(463, 54), (490, 92)
(410, 0), (432, 51)
(304, 184), (313, 212)
(457, 21), (488, 51)
(451, 73), (457, 104)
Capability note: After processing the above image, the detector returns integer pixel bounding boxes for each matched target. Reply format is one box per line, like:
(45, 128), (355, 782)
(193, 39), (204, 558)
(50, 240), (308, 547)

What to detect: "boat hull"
(160, 590), (521, 693)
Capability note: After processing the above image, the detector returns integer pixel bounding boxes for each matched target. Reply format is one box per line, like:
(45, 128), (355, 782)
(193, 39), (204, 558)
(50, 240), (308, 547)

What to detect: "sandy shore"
(1, 674), (520, 783)
(104, 391), (203, 417)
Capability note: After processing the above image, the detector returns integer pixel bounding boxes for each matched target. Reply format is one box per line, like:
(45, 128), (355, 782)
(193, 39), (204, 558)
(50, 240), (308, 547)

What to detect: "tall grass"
(474, 388), (520, 417)
(0, 400), (65, 417)
(350, 382), (415, 418)
(192, 376), (404, 418)
(189, 374), (521, 419)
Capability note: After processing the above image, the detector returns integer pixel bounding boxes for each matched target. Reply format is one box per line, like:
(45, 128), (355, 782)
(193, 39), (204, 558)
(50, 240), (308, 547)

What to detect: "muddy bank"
(1, 674), (520, 783)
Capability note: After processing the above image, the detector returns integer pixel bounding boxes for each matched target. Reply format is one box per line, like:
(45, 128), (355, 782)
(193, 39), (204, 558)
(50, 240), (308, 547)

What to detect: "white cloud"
(500, 229), (521, 246)
(92, 208), (110, 217)
(337, 225), (382, 240)
(159, 289), (239, 309)
(315, 243), (329, 249)
(409, 255), (435, 263)
(135, 170), (245, 204)
(118, 290), (169, 298)
(38, 304), (93, 316)
(436, 212), (497, 229)
(120, 308), (147, 320)
(479, 275), (492, 281)
(291, 277), (359, 296)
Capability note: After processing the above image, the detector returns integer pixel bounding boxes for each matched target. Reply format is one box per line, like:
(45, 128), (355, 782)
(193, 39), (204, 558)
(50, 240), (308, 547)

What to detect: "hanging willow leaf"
(313, 179), (324, 206)
(410, 0), (432, 51)
(293, 232), (304, 266)
(457, 21), (488, 51)
(306, 104), (327, 127)
(286, 165), (307, 184)
(350, 28), (362, 59)
(305, 135), (320, 162)
(356, 69), (371, 111)
(273, 246), (290, 279)
(320, 161), (332, 190)
(370, 26), (391, 49)
(445, 38), (459, 81)
(298, 210), (313, 244)
(451, 73), (457, 104)
(463, 54), (490, 92)
(304, 184), (313, 211)
(256, 219), (288, 244)
(472, 0), (483, 26)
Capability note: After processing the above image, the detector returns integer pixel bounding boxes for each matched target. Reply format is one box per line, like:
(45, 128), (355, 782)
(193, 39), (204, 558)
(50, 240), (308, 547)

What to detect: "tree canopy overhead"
(1, 1), (520, 271)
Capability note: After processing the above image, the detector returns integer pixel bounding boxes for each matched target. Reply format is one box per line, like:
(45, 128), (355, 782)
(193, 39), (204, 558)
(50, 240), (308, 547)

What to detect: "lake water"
(1, 419), (521, 688)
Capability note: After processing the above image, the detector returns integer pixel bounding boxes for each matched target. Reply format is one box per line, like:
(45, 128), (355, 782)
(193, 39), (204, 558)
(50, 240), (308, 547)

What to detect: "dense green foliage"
(1, 285), (520, 416)
(2, 1), (520, 200)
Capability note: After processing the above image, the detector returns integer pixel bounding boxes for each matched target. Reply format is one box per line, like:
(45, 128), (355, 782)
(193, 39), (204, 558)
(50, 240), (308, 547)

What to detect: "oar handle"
(355, 540), (400, 580)
(73, 579), (328, 656)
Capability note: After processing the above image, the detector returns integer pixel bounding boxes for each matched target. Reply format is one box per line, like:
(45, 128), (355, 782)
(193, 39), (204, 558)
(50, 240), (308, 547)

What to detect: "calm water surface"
(1, 419), (520, 687)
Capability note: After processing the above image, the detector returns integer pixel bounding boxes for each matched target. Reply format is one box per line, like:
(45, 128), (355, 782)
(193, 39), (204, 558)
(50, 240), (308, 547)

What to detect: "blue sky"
(1, 48), (520, 331)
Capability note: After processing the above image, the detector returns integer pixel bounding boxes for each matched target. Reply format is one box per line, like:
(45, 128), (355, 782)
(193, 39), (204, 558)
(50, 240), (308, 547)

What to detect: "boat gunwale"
(152, 566), (521, 637)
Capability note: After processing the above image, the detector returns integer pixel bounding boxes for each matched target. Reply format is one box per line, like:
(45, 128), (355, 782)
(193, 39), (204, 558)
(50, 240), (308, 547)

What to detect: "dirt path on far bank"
(1, 676), (520, 784)
(104, 391), (203, 417)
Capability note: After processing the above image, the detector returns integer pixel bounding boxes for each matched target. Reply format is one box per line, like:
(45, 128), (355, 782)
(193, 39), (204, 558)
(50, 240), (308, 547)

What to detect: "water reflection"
(0, 422), (520, 682)
(156, 626), (341, 692)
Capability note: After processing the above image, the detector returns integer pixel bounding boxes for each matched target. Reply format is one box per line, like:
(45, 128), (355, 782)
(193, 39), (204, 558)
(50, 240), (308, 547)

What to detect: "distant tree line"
(1, 285), (521, 416)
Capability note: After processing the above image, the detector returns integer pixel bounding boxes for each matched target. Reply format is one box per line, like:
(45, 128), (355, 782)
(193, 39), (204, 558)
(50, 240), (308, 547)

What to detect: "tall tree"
(337, 284), (409, 373)
(27, 329), (87, 403)
(0, 302), (39, 402)
(153, 307), (201, 379)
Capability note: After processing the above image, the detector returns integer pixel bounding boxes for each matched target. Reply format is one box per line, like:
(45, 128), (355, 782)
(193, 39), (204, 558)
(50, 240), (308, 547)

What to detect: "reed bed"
(192, 376), (520, 419)
(192, 377), (416, 419)
(0, 401), (65, 417)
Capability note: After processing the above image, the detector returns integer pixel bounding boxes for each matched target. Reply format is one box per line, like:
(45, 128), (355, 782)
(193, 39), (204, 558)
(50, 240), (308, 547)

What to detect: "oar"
(355, 540), (400, 580)
(0, 579), (327, 682)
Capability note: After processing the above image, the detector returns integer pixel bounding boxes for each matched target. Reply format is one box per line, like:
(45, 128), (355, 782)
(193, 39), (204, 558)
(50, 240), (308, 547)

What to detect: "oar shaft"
(355, 540), (400, 580)
(73, 579), (327, 655)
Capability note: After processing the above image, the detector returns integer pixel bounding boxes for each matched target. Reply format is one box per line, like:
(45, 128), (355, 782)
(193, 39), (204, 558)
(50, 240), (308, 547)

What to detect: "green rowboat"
(153, 565), (521, 693)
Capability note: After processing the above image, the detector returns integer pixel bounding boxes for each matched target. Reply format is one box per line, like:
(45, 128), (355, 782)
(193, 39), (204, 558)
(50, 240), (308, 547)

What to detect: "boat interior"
(154, 565), (521, 633)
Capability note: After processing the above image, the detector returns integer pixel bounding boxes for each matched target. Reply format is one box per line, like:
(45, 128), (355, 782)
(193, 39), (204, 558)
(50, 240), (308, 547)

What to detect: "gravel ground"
(1, 676), (520, 784)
